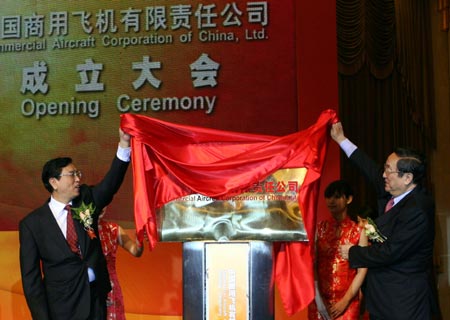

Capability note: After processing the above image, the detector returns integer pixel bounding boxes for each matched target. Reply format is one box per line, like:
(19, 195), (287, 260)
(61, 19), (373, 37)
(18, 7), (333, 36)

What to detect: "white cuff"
(339, 138), (357, 158)
(116, 145), (131, 162)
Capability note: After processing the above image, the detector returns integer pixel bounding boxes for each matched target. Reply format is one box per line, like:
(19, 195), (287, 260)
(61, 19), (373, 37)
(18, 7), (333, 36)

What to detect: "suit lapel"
(376, 208), (393, 231)
(41, 204), (73, 255)
(375, 191), (415, 236)
(71, 200), (89, 257)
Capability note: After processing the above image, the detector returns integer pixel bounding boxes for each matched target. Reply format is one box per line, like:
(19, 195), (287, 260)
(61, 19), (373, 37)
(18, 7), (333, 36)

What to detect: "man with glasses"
(330, 122), (439, 320)
(19, 128), (131, 320)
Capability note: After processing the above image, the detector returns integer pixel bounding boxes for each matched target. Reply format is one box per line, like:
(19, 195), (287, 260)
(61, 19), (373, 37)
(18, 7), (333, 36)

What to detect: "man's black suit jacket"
(19, 156), (129, 320)
(348, 148), (437, 320)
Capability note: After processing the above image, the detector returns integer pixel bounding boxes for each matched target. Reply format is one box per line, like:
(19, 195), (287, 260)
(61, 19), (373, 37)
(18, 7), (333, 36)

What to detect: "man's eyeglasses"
(383, 164), (401, 175)
(59, 170), (82, 178)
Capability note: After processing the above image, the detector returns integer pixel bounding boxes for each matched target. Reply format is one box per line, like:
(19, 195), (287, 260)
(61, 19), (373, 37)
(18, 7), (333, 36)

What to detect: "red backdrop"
(0, 1), (338, 318)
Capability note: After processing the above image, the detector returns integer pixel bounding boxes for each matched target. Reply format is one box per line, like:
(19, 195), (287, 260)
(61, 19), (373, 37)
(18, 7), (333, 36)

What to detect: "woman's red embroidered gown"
(308, 216), (362, 320)
(99, 221), (126, 320)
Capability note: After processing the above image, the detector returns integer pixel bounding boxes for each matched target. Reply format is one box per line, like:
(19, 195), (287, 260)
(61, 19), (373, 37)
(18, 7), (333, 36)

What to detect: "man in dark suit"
(330, 122), (439, 320)
(19, 128), (131, 320)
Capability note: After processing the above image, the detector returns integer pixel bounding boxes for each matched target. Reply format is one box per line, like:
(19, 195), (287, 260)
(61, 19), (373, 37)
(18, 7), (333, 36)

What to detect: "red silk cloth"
(120, 109), (338, 315)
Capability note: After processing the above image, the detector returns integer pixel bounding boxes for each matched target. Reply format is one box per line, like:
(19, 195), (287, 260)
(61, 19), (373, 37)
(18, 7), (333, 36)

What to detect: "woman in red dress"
(98, 208), (144, 320)
(308, 180), (368, 320)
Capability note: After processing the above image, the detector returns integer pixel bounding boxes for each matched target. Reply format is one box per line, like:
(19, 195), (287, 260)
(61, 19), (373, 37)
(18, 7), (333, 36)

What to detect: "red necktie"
(65, 205), (81, 257)
(384, 198), (394, 213)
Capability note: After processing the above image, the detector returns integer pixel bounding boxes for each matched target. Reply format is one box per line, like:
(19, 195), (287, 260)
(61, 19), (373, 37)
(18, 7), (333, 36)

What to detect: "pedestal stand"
(183, 241), (274, 320)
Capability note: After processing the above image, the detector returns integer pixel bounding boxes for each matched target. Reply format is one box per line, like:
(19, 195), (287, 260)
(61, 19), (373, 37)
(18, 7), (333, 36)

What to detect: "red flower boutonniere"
(72, 202), (97, 239)
(362, 217), (387, 243)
